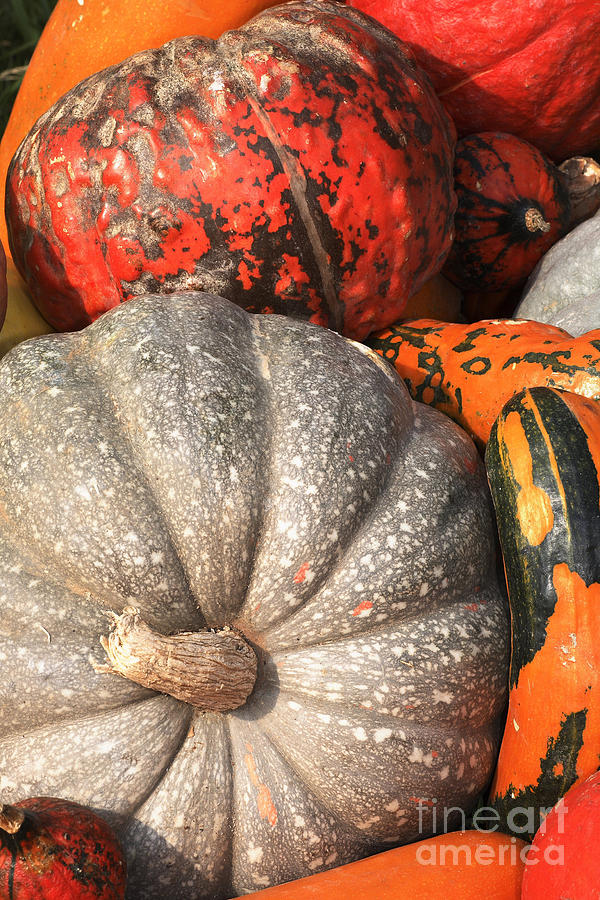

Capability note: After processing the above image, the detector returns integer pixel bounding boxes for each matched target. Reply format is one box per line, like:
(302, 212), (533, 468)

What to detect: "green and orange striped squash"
(368, 318), (600, 449)
(485, 386), (600, 839)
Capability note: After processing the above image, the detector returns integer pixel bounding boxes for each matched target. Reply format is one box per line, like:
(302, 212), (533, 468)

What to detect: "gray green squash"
(0, 293), (509, 899)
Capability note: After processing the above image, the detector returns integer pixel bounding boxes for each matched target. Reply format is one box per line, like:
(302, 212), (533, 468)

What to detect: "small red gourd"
(522, 770), (600, 899)
(0, 797), (126, 899)
(443, 133), (570, 297)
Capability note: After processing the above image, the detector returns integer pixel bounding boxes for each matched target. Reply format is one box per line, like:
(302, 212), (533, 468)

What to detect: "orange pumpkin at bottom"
(242, 830), (528, 899)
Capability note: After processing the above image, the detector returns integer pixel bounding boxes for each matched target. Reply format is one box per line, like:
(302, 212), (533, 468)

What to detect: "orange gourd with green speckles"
(368, 318), (600, 448)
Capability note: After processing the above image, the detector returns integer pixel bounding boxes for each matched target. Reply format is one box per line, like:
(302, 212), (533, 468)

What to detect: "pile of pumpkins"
(1, 1), (599, 898)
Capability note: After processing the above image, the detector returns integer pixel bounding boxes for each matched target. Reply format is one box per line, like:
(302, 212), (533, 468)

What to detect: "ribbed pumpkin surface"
(0, 295), (508, 899)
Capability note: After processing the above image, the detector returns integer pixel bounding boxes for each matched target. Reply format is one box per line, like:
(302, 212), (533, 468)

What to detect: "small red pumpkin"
(443, 133), (570, 297)
(0, 796), (126, 899)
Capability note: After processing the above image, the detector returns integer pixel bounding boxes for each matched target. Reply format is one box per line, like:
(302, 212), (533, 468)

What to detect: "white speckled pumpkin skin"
(0, 294), (508, 899)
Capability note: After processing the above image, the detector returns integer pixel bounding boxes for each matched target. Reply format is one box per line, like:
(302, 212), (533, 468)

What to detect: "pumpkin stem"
(97, 607), (257, 711)
(0, 804), (25, 834)
(524, 207), (551, 233)
(559, 155), (600, 229)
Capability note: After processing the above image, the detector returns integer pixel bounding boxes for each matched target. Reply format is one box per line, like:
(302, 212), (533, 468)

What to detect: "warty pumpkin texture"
(0, 0), (285, 251)
(5, 0), (456, 340)
(0, 294), (509, 899)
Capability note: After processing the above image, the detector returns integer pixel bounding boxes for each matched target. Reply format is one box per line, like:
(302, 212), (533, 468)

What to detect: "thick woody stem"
(0, 804), (25, 834)
(98, 606), (257, 711)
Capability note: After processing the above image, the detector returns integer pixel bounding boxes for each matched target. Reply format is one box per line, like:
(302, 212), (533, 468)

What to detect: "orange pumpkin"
(243, 831), (528, 899)
(368, 317), (600, 448)
(0, 0), (283, 251)
(0, 240), (6, 332)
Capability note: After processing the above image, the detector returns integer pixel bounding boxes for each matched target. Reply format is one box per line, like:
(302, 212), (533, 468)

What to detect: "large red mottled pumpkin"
(347, 0), (600, 161)
(5, 0), (456, 339)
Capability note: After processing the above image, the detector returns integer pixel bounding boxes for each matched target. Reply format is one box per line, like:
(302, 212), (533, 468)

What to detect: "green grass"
(0, 0), (56, 138)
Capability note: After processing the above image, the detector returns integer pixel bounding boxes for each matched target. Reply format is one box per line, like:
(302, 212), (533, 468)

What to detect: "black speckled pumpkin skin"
(0, 797), (126, 899)
(6, 0), (456, 339)
(0, 294), (507, 899)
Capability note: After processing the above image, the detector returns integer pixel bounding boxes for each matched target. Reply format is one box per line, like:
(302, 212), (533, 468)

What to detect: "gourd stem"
(98, 606), (257, 711)
(559, 155), (600, 229)
(524, 207), (551, 233)
(0, 804), (25, 834)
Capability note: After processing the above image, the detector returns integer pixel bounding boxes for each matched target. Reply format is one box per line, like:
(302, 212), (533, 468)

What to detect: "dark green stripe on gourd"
(490, 709), (588, 840)
(486, 387), (600, 686)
